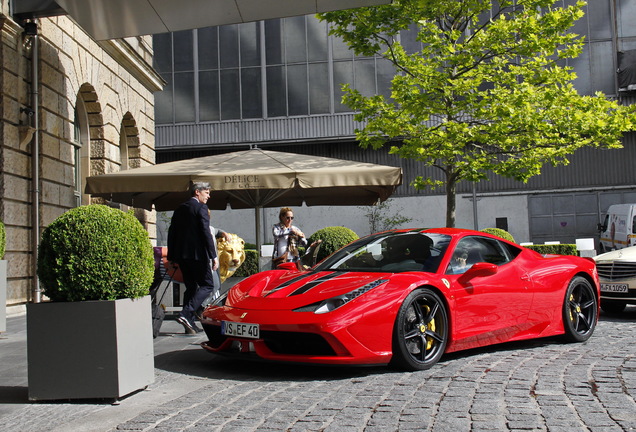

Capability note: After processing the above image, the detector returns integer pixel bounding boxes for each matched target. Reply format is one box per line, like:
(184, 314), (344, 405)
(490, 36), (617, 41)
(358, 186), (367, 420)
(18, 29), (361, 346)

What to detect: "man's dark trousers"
(178, 259), (215, 323)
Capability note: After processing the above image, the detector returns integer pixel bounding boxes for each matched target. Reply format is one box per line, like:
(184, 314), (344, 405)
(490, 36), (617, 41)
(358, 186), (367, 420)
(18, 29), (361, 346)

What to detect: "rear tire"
(562, 276), (597, 343)
(391, 288), (448, 371)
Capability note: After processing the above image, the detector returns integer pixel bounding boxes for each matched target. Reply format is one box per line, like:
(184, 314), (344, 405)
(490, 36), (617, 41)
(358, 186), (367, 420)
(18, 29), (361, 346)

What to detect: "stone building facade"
(1, 3), (162, 305)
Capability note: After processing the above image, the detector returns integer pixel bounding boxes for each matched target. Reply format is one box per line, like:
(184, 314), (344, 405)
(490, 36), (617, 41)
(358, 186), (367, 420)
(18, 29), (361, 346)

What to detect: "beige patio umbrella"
(86, 148), (402, 254)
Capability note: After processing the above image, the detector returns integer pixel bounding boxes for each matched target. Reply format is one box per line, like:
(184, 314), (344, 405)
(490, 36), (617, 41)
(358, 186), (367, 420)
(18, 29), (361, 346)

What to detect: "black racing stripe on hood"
(288, 272), (342, 297)
(265, 271), (326, 297)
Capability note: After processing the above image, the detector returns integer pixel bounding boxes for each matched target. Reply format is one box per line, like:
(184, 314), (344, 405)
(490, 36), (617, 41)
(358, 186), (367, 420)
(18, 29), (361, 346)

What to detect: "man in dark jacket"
(168, 182), (218, 334)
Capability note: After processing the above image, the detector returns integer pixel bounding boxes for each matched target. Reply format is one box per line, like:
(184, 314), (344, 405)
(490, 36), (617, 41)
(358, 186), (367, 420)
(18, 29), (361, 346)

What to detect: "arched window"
(119, 125), (129, 170)
(73, 100), (90, 206)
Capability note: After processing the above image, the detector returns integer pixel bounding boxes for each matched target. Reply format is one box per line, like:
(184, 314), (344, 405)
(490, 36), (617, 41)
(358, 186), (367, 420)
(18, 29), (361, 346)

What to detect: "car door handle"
(520, 274), (530, 281)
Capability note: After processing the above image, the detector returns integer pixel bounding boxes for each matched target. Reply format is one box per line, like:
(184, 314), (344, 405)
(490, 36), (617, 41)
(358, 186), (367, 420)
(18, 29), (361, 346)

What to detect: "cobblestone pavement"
(1, 308), (635, 432)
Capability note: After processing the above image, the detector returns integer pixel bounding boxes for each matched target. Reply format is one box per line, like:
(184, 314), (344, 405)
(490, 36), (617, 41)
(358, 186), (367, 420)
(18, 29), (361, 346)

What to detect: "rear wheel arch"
(575, 271), (598, 293)
(574, 271), (600, 309)
(570, 269), (598, 293)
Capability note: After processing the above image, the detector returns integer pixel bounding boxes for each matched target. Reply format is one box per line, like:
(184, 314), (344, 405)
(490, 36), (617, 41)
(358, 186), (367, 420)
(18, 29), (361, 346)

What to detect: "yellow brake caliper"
(569, 293), (580, 322)
(420, 305), (435, 350)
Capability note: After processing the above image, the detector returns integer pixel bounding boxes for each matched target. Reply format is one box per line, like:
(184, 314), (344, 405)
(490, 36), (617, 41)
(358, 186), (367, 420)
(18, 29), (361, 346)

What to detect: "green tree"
(320, 0), (636, 227)
(360, 199), (413, 234)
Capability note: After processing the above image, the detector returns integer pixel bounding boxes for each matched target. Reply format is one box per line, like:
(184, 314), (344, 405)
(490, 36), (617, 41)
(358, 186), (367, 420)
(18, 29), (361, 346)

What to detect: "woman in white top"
(272, 207), (307, 268)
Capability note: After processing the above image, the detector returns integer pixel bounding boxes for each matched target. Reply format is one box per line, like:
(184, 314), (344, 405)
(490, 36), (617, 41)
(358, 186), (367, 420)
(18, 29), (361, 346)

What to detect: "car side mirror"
(459, 262), (498, 281)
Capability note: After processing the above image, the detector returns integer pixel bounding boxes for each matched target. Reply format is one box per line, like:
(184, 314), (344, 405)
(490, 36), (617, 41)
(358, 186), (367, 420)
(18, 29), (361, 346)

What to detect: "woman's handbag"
(272, 251), (288, 269)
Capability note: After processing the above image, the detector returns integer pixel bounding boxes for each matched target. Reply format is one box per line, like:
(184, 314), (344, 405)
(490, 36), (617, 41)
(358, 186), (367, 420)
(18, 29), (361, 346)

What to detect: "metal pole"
(27, 22), (42, 303)
(255, 206), (262, 271)
(472, 183), (478, 230)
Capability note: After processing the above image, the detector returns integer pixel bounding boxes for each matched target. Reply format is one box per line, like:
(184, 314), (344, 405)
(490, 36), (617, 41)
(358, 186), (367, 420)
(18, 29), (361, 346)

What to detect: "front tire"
(562, 276), (598, 343)
(391, 288), (448, 371)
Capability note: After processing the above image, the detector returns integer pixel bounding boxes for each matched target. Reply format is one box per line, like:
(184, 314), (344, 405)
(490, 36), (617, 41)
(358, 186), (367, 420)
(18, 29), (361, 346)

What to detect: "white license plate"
(221, 321), (260, 339)
(601, 283), (629, 293)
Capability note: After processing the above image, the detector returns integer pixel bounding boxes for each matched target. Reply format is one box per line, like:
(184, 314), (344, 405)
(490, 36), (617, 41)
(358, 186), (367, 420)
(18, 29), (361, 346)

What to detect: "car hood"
(594, 246), (636, 262)
(225, 270), (400, 310)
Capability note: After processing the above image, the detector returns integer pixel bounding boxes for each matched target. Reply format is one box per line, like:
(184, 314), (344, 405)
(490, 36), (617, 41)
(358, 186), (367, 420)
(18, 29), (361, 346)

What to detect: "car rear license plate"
(601, 283), (629, 293)
(221, 321), (260, 339)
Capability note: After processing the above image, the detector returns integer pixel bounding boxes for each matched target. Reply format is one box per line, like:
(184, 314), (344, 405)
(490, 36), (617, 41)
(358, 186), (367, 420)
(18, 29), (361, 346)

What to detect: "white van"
(598, 204), (636, 252)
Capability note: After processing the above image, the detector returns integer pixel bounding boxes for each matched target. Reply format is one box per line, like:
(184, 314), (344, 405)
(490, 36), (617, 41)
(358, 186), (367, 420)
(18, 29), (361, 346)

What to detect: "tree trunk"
(446, 175), (457, 228)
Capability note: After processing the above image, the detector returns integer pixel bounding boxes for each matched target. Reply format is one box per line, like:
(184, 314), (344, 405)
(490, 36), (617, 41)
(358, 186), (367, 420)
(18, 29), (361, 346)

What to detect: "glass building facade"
(153, 15), (395, 125)
(153, 1), (636, 129)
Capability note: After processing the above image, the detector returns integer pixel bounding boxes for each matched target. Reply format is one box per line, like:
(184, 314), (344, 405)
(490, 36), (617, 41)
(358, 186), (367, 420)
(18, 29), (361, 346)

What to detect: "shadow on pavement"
(154, 336), (563, 383)
(153, 305), (636, 382)
(153, 343), (387, 382)
(444, 305), (636, 364)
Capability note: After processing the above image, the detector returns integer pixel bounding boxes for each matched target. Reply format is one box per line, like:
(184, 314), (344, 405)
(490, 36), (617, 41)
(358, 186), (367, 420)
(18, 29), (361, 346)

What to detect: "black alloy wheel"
(391, 288), (448, 371)
(562, 276), (598, 343)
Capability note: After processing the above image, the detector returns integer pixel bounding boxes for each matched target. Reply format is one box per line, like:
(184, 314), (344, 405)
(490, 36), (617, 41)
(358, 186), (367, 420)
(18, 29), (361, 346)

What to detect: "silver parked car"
(594, 246), (636, 313)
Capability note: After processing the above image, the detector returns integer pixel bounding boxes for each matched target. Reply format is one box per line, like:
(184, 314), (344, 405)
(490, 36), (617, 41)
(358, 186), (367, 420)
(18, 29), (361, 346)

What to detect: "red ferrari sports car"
(200, 228), (599, 370)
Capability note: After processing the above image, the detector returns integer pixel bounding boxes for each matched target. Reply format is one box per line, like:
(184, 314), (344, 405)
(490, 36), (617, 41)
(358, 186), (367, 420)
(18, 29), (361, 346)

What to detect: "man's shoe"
(176, 316), (198, 335)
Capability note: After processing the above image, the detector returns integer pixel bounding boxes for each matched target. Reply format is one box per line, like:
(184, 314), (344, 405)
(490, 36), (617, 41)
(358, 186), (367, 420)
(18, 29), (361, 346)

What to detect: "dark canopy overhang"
(16, 0), (391, 40)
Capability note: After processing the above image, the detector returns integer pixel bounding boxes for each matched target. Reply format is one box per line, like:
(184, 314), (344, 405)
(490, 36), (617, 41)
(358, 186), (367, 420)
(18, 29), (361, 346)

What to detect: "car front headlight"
(293, 279), (387, 314)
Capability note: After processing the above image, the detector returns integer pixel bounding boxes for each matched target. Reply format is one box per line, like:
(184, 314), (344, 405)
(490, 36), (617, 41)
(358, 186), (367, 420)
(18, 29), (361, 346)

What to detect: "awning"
(18, 0), (391, 40)
(85, 148), (403, 211)
(86, 148), (403, 255)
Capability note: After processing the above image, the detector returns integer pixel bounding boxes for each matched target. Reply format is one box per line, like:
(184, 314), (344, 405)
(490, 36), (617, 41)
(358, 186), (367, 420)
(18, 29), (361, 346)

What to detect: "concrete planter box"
(0, 261), (6, 333)
(27, 295), (154, 401)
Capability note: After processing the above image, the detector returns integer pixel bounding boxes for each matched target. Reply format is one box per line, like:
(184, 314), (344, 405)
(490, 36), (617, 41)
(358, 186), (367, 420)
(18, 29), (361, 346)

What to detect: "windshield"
(315, 232), (451, 273)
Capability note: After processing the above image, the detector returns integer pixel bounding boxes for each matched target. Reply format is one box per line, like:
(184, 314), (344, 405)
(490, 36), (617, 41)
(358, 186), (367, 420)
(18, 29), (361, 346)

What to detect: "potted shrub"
(27, 205), (155, 401)
(0, 220), (6, 334)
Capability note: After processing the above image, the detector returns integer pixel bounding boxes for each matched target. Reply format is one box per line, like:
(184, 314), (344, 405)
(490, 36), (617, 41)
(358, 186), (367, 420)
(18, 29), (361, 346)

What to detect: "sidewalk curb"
(6, 304), (26, 318)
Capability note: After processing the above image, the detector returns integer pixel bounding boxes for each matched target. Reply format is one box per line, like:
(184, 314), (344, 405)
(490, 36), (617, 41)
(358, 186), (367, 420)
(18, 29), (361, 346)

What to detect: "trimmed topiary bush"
(308, 226), (359, 262)
(0, 220), (5, 259)
(525, 244), (578, 256)
(37, 205), (154, 302)
(481, 228), (515, 243)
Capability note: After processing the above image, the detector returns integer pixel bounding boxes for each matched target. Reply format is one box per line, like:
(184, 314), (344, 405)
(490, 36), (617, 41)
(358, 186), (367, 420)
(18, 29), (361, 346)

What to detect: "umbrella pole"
(256, 206), (262, 271)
